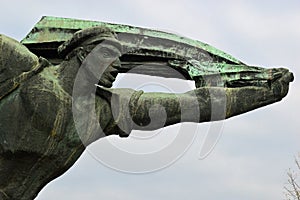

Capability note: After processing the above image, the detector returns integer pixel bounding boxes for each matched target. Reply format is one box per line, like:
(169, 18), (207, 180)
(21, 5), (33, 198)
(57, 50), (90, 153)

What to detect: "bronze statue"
(0, 17), (293, 199)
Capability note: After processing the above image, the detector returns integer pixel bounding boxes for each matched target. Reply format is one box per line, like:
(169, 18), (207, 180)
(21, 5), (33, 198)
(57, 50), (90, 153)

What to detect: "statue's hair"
(58, 26), (120, 59)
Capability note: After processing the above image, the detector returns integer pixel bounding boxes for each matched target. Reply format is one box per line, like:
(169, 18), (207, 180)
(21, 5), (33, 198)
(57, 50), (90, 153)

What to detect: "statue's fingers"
(271, 69), (293, 99)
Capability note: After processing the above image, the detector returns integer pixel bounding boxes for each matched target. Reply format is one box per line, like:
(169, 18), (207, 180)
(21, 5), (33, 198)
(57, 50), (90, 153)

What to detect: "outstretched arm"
(98, 68), (293, 137)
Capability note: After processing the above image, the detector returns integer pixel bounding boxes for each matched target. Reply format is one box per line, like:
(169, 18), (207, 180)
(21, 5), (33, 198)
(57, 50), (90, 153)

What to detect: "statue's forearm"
(130, 87), (250, 130)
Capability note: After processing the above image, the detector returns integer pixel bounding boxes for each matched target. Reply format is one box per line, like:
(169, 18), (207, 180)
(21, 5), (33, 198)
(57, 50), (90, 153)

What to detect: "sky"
(1, 0), (300, 199)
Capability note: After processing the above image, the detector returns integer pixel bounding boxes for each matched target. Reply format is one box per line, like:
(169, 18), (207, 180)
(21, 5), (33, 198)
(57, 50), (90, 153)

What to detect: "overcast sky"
(1, 1), (300, 200)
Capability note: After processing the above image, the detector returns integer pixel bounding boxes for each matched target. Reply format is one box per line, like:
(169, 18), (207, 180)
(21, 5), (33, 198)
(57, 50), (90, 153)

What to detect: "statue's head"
(58, 26), (123, 87)
(58, 26), (122, 60)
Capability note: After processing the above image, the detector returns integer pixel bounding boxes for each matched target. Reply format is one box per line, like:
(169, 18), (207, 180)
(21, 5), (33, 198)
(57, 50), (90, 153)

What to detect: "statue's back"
(0, 34), (47, 100)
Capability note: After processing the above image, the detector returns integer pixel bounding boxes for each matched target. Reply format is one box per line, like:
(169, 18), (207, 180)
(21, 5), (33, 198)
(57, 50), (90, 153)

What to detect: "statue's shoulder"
(0, 34), (49, 100)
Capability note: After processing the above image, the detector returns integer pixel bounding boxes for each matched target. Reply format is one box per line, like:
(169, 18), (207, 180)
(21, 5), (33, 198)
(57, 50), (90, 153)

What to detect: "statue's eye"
(100, 47), (118, 58)
(103, 51), (111, 58)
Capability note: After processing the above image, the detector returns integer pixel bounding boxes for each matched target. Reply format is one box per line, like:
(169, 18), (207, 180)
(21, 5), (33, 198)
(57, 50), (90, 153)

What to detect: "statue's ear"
(76, 47), (86, 63)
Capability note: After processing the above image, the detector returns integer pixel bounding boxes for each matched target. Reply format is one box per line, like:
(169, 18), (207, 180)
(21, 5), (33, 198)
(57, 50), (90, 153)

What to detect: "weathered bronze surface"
(0, 16), (294, 199)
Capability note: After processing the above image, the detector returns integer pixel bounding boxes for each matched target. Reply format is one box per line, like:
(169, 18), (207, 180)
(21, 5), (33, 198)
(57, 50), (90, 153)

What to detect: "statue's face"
(75, 37), (122, 89)
(96, 43), (122, 87)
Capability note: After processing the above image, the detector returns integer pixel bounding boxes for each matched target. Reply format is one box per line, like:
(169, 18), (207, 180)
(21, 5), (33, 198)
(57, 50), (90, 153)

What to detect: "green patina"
(21, 16), (277, 87)
(21, 16), (241, 65)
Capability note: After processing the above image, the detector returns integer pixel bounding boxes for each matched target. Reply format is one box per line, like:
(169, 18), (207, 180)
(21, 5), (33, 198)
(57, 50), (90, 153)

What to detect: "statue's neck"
(57, 56), (82, 96)
(57, 56), (98, 96)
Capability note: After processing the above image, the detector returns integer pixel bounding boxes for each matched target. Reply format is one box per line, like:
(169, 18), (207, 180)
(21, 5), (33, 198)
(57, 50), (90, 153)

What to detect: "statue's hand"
(187, 67), (294, 122)
(269, 68), (294, 100)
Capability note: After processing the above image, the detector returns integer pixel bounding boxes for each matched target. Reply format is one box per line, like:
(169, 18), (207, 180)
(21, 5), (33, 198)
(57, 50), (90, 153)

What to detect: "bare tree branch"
(285, 155), (300, 200)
